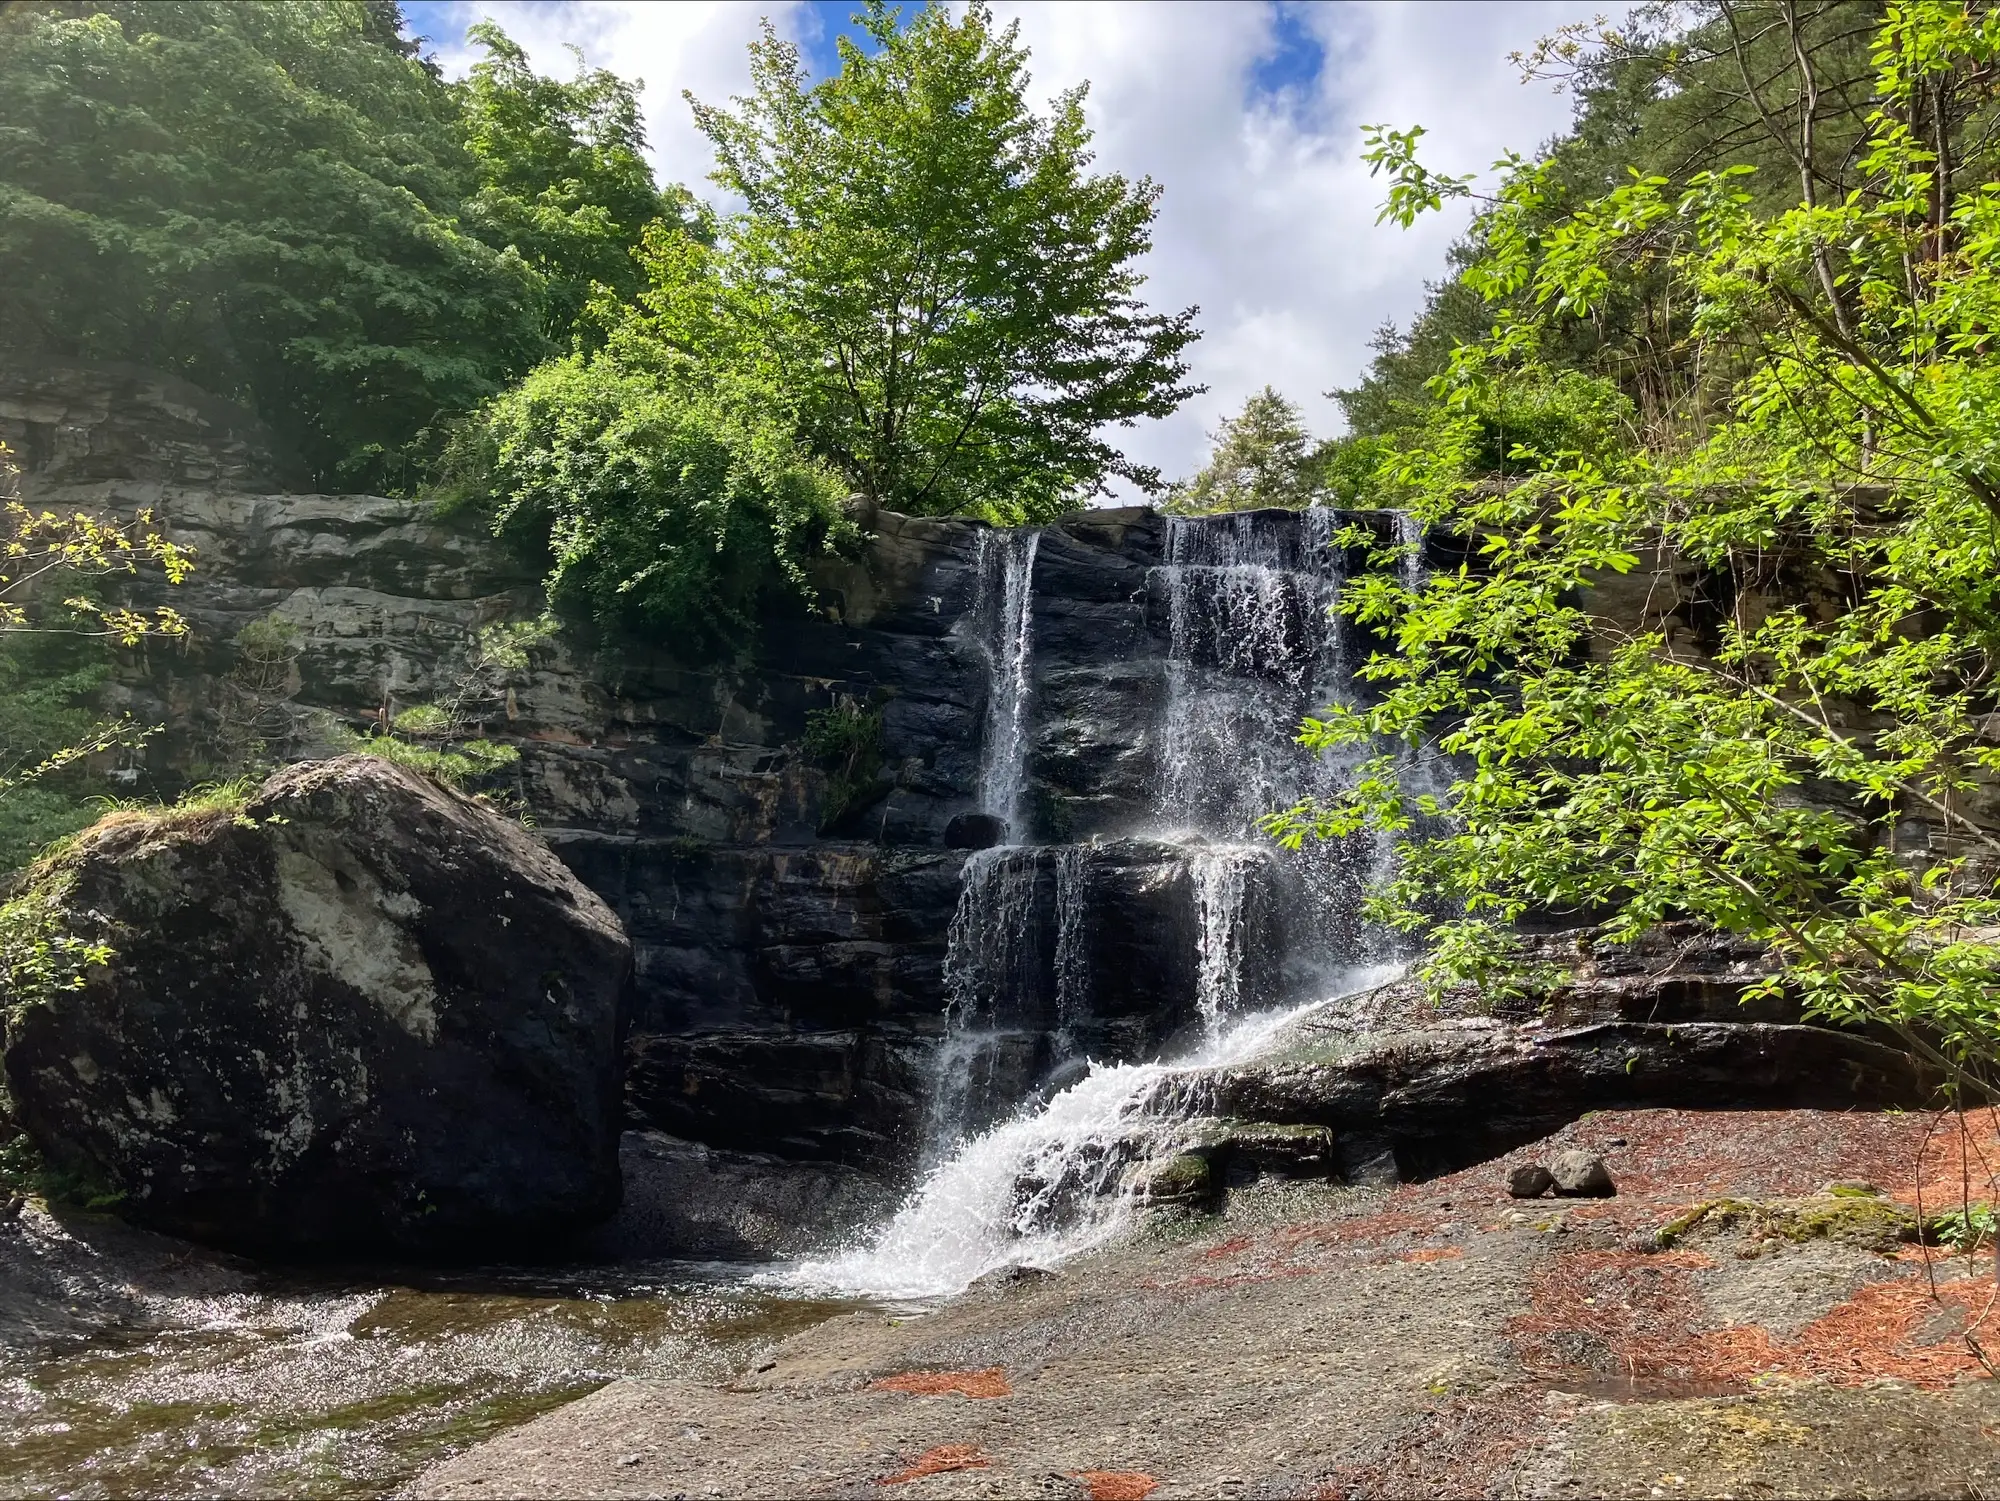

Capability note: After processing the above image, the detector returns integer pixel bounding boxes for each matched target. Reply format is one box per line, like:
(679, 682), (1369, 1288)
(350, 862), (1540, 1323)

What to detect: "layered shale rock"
(1, 756), (630, 1253)
(1193, 1015), (1937, 1181)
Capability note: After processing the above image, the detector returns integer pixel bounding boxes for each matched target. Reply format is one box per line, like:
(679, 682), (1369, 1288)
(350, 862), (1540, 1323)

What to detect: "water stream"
(973, 527), (1041, 839)
(0, 1253), (866, 1498)
(789, 979), (1394, 1301)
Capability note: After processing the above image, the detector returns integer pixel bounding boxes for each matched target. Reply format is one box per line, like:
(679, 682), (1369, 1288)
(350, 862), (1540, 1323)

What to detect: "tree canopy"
(0, 1), (675, 489)
(456, 19), (691, 344)
(615, 1), (1200, 524)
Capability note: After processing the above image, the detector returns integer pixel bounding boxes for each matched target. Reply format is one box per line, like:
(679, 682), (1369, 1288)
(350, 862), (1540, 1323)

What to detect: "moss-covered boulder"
(1655, 1193), (1919, 1255)
(0, 756), (631, 1255)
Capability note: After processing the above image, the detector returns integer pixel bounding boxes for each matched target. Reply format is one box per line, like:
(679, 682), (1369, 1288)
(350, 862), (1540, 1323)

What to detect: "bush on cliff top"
(443, 353), (852, 650)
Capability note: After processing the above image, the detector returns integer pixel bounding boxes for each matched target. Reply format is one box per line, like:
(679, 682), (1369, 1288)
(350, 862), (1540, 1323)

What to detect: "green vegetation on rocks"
(802, 700), (888, 832)
(447, 354), (853, 649)
(1270, 2), (2000, 1095)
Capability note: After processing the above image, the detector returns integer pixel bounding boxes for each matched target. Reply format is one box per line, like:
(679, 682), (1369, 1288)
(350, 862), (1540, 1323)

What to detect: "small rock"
(1914, 1302), (1972, 1346)
(1507, 1163), (1555, 1199)
(969, 1263), (1058, 1294)
(1549, 1150), (1616, 1197)
(1135, 1152), (1212, 1206)
(617, 1454), (642, 1467)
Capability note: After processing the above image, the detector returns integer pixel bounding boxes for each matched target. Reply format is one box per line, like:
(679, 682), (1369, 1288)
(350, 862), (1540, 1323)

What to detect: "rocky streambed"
(410, 1106), (2000, 1501)
(0, 1202), (871, 1498)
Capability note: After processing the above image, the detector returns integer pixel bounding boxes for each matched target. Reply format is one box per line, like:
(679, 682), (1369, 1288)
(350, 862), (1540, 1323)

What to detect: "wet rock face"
(591, 1130), (899, 1260)
(2, 756), (631, 1254)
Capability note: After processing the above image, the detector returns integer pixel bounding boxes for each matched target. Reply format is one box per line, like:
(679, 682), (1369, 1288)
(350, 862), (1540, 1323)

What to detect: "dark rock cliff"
(7, 363), (1374, 1176)
(15, 362), (1928, 1197)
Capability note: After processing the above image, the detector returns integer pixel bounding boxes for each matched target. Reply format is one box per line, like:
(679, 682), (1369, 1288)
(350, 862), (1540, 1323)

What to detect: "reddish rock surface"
(410, 1108), (2000, 1499)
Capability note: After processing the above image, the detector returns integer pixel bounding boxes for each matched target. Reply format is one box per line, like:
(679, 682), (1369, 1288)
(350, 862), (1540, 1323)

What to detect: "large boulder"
(0, 756), (631, 1254)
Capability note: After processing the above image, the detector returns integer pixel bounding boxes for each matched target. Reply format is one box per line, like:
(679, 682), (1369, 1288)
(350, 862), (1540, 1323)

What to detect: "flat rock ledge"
(1181, 1017), (1937, 1181)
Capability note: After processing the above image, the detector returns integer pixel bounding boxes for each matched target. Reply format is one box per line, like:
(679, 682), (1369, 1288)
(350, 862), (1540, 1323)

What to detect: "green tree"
(456, 20), (688, 344)
(0, 3), (681, 490)
(0, 1), (548, 487)
(1339, 3), (1897, 449)
(626, 0), (1199, 523)
(1272, 4), (2000, 1095)
(1167, 388), (1322, 514)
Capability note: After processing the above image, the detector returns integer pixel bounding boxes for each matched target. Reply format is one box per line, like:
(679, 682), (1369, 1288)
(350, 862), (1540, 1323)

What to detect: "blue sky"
(399, 1), (1615, 493)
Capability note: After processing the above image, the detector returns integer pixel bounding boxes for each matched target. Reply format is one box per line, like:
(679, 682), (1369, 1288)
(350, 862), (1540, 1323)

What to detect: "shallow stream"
(0, 1255), (865, 1499)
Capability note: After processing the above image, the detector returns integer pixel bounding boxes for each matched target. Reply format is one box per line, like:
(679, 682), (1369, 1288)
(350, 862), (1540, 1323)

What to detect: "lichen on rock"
(0, 755), (632, 1254)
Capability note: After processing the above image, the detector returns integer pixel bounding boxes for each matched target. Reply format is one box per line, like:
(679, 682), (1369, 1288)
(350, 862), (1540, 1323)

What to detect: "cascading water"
(926, 529), (1046, 1155)
(974, 528), (1041, 838)
(928, 845), (1043, 1157)
(790, 506), (1412, 1299)
(1188, 844), (1259, 1028)
(1394, 507), (1427, 594)
(1052, 845), (1092, 1053)
(1157, 513), (1338, 831)
(790, 980), (1394, 1300)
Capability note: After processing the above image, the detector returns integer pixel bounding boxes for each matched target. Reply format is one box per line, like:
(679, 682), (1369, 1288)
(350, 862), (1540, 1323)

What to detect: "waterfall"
(1188, 845), (1259, 1028)
(928, 845), (1042, 1157)
(787, 983), (1393, 1300)
(1157, 512), (1346, 834)
(788, 506), (1413, 1300)
(926, 532), (1044, 1154)
(1394, 508), (1426, 594)
(974, 528), (1041, 838)
(1052, 845), (1092, 1053)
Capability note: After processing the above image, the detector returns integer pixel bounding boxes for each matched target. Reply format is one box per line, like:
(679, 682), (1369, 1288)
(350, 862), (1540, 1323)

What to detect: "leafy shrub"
(1316, 433), (1398, 506)
(391, 704), (454, 739)
(338, 728), (519, 790)
(1927, 1204), (1997, 1252)
(1458, 370), (1635, 474)
(802, 700), (886, 831)
(449, 353), (853, 650)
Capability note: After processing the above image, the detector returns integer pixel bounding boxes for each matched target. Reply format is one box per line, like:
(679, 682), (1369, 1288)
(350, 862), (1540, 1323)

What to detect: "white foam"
(785, 970), (1397, 1301)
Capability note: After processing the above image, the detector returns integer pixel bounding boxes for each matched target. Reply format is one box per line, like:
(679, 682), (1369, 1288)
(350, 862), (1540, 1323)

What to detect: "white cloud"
(996, 1), (1607, 487)
(415, 0), (1616, 496)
